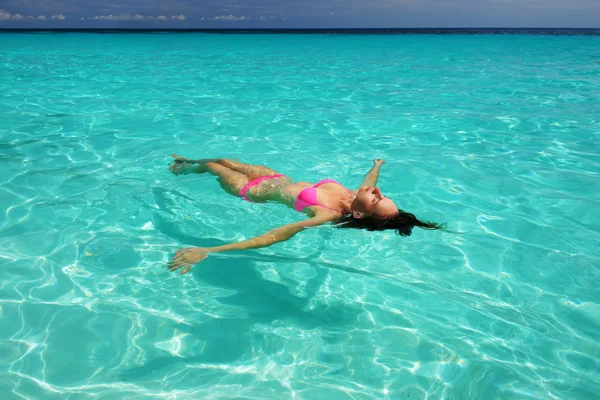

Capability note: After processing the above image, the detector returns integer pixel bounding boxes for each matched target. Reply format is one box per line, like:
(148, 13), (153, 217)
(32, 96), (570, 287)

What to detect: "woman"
(168, 155), (444, 274)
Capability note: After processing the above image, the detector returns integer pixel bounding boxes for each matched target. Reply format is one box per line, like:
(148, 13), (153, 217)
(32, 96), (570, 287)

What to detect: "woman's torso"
(247, 176), (354, 216)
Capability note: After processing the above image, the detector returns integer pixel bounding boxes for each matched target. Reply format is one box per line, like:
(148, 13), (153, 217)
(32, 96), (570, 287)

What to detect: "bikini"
(239, 175), (349, 213)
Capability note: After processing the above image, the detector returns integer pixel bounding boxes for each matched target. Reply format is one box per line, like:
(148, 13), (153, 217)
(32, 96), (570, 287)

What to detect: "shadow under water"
(120, 206), (364, 381)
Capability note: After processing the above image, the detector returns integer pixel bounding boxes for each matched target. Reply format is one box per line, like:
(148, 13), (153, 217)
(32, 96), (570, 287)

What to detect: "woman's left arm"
(168, 213), (337, 274)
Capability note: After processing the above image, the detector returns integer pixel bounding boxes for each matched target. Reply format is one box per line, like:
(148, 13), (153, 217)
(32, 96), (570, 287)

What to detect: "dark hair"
(333, 209), (446, 237)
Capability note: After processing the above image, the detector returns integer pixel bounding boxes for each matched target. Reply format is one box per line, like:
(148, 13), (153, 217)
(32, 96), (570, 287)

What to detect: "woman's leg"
(217, 159), (280, 180)
(170, 157), (288, 201)
(202, 162), (249, 197)
(169, 155), (219, 175)
(171, 155), (281, 180)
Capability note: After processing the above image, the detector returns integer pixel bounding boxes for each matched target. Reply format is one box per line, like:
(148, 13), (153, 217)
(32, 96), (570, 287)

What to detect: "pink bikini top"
(294, 179), (351, 213)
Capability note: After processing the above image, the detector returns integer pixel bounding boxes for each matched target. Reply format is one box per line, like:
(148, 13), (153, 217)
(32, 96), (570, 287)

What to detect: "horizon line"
(1, 27), (599, 31)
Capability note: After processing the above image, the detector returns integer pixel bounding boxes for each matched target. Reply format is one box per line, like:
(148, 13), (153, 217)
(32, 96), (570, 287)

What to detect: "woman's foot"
(169, 154), (215, 175)
(169, 161), (202, 175)
(172, 154), (195, 163)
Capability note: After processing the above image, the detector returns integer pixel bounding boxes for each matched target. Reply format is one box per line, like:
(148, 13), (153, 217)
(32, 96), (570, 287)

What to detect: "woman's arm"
(168, 214), (336, 274)
(360, 159), (386, 188)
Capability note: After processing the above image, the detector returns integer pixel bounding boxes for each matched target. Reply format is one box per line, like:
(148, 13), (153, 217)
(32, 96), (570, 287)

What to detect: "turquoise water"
(1, 32), (599, 399)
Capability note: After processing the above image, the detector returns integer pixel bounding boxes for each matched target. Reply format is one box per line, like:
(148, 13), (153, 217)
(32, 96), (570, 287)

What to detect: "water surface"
(1, 32), (599, 399)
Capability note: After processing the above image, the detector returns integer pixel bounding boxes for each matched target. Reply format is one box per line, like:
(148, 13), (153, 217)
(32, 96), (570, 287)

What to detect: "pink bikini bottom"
(239, 174), (285, 202)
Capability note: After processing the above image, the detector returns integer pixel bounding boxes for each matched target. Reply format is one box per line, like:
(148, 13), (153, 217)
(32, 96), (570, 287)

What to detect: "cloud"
(213, 15), (249, 21)
(1, 10), (68, 21)
(87, 14), (185, 21)
(257, 15), (283, 21)
(0, 10), (46, 20)
(93, 15), (117, 20)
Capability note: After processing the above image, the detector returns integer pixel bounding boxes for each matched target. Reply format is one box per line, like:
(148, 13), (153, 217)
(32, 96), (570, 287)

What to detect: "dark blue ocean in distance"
(1, 28), (600, 35)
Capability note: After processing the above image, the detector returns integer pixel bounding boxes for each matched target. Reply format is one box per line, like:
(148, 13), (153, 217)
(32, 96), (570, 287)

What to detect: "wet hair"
(333, 209), (446, 237)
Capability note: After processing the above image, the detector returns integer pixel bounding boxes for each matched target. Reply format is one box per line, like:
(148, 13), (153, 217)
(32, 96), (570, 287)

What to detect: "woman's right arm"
(168, 213), (337, 274)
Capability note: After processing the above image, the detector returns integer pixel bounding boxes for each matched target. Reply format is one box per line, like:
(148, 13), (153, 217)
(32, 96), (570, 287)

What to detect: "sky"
(0, 0), (599, 29)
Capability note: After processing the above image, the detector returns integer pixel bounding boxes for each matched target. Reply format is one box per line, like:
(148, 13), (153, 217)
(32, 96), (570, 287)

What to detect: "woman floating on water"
(168, 156), (445, 274)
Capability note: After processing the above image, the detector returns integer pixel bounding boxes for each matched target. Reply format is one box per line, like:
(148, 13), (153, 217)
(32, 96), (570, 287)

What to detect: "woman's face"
(351, 187), (398, 219)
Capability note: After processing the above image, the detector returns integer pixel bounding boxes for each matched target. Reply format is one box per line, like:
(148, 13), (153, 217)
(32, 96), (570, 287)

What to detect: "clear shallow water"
(0, 32), (599, 399)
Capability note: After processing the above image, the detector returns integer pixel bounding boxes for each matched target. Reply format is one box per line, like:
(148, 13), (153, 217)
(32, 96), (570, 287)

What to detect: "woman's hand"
(374, 158), (386, 166)
(168, 247), (211, 274)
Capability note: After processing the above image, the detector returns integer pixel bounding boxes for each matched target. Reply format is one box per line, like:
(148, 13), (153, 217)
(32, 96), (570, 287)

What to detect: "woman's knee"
(216, 158), (240, 170)
(204, 161), (235, 177)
